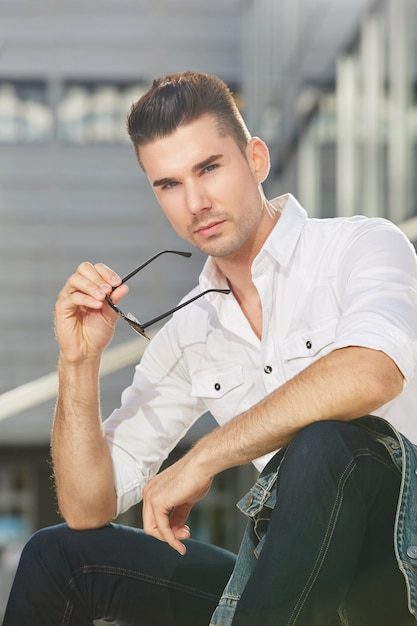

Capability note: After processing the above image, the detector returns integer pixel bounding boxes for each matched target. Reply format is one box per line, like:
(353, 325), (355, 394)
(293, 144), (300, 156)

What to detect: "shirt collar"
(199, 193), (307, 291)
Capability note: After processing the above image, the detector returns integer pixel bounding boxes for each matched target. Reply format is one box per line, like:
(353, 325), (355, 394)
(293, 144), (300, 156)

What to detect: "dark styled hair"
(127, 71), (251, 167)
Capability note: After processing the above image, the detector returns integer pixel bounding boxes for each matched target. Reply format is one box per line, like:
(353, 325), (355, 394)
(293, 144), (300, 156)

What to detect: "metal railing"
(0, 333), (155, 422)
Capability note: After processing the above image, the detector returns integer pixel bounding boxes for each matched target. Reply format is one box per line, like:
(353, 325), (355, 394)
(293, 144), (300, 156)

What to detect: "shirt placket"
(253, 262), (282, 395)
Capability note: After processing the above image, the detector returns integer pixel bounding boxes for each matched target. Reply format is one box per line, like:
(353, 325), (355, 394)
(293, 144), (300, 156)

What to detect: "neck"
(213, 195), (286, 339)
(215, 201), (280, 291)
(216, 249), (264, 340)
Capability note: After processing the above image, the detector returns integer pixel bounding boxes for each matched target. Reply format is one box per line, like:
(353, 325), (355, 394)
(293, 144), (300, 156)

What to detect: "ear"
(245, 137), (270, 183)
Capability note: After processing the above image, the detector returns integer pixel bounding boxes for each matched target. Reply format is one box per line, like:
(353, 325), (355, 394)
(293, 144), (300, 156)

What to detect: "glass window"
(0, 81), (52, 143)
(0, 464), (34, 547)
(56, 82), (147, 144)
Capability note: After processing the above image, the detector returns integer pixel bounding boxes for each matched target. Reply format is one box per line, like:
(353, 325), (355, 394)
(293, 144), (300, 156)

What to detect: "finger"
(90, 263), (129, 307)
(76, 262), (122, 297)
(169, 503), (193, 531)
(143, 499), (187, 555)
(106, 283), (129, 306)
(172, 525), (191, 540)
(93, 263), (122, 288)
(154, 507), (188, 555)
(60, 264), (124, 311)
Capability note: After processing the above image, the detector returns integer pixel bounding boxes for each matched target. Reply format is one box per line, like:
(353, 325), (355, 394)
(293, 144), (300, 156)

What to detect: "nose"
(184, 181), (211, 215)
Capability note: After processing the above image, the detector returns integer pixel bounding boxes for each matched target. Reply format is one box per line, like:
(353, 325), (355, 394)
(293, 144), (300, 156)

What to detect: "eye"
(162, 181), (178, 190)
(203, 164), (218, 174)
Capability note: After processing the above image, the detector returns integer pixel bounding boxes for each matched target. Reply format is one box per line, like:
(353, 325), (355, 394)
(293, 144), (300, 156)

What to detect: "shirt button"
(264, 365), (272, 374)
(214, 382), (221, 391)
(306, 340), (312, 350)
(406, 546), (417, 559)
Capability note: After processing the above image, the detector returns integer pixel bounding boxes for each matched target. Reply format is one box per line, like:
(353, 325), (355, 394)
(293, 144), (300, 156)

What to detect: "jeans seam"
(61, 565), (222, 626)
(60, 599), (73, 626)
(65, 563), (221, 602)
(287, 447), (387, 626)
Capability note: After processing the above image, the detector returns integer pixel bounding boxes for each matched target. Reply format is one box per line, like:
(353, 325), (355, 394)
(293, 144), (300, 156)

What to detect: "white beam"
(0, 334), (154, 422)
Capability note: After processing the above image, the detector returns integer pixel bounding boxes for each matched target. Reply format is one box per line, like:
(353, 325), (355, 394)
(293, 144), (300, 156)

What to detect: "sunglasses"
(105, 249), (231, 340)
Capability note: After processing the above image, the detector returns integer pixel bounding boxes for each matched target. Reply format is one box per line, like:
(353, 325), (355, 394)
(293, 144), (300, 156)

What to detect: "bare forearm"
(51, 357), (117, 528)
(192, 347), (403, 475)
(141, 347), (403, 554)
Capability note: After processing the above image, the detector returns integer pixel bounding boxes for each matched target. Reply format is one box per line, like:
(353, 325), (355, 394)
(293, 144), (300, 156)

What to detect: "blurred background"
(0, 0), (416, 618)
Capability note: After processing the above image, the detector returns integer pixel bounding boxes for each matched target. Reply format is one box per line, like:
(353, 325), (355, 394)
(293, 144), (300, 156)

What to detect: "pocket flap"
(191, 365), (244, 398)
(283, 317), (338, 360)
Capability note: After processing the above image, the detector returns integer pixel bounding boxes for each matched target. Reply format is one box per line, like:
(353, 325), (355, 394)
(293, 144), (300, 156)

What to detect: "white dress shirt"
(104, 194), (417, 515)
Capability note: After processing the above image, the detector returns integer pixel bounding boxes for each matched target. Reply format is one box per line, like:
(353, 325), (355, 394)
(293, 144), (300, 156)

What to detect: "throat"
(231, 285), (263, 340)
(246, 310), (263, 341)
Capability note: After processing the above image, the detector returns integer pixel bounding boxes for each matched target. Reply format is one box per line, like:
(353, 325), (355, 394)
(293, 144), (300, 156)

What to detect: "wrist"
(58, 352), (101, 370)
(57, 355), (102, 388)
(56, 356), (102, 419)
(190, 430), (233, 477)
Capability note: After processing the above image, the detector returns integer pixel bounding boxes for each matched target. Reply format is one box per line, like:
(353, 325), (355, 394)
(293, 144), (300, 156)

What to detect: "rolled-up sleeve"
(103, 320), (206, 515)
(333, 220), (417, 383)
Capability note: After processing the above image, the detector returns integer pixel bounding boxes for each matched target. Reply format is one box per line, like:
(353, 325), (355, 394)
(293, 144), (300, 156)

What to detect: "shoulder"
(305, 214), (416, 262)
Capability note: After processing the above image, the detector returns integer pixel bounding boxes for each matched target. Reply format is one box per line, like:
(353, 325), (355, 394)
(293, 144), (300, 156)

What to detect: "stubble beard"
(187, 212), (262, 259)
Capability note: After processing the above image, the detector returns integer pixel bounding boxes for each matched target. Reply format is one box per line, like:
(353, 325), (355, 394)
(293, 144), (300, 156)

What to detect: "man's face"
(139, 114), (270, 260)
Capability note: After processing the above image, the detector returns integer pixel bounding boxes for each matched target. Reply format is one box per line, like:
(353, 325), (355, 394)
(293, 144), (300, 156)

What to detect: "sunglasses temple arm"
(141, 289), (231, 330)
(120, 250), (192, 285)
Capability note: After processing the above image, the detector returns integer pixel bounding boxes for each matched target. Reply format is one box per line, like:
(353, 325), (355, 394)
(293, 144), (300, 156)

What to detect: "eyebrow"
(152, 154), (224, 188)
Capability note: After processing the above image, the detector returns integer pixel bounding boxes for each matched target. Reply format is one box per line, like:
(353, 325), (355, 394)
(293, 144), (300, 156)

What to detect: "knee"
(19, 523), (73, 566)
(288, 420), (366, 466)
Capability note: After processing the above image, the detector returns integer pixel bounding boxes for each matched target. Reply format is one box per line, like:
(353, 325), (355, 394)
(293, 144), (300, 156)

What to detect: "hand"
(142, 452), (213, 555)
(55, 262), (129, 363)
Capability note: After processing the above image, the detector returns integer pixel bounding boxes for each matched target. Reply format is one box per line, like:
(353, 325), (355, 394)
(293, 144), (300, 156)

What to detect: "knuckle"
(94, 262), (113, 279)
(77, 261), (93, 274)
(56, 286), (66, 301)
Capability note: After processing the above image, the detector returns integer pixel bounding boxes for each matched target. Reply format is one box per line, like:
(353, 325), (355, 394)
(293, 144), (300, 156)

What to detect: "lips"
(194, 220), (226, 238)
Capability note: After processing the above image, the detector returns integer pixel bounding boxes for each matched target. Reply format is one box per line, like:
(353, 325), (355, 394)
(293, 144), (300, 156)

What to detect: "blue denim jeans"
(4, 420), (414, 625)
(3, 524), (236, 625)
(211, 420), (413, 625)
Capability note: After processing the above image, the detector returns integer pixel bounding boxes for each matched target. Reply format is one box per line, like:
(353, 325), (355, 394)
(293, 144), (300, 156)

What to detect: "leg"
(232, 420), (410, 625)
(3, 522), (236, 626)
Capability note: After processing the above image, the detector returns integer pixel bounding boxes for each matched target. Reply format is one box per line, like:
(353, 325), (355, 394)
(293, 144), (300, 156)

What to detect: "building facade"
(242, 0), (417, 244)
(0, 1), (245, 615)
(1, 0), (417, 617)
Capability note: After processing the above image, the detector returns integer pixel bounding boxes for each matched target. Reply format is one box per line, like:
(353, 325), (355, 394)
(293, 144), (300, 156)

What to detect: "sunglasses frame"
(105, 249), (231, 340)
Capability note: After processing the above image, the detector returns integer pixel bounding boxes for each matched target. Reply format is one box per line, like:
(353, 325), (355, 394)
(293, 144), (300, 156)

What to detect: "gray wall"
(0, 0), (242, 442)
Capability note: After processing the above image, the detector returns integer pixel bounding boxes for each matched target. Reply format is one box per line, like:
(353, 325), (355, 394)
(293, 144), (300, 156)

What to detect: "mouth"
(194, 220), (226, 238)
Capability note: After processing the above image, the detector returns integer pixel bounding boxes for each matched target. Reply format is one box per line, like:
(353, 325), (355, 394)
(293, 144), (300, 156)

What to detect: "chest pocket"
(282, 316), (338, 369)
(191, 364), (244, 398)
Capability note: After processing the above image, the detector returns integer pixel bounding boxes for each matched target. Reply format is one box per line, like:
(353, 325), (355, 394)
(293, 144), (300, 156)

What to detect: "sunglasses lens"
(126, 312), (141, 325)
(126, 319), (150, 340)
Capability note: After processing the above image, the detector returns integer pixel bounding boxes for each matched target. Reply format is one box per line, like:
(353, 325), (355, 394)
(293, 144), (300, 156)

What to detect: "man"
(4, 71), (417, 625)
